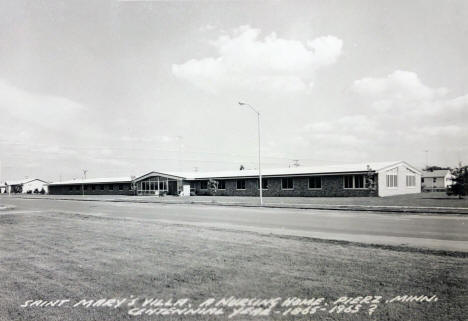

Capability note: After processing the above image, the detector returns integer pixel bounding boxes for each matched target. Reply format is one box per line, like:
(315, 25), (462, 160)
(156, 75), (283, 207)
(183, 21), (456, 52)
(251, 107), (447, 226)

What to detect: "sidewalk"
(2, 194), (468, 214)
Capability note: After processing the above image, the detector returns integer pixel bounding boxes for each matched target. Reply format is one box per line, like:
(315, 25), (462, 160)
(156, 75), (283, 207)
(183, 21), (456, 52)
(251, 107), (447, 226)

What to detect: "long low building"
(47, 161), (421, 197)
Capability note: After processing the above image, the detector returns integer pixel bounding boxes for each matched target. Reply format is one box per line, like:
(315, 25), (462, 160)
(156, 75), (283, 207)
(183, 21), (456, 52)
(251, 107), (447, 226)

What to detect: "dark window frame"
(344, 175), (366, 189)
(281, 177), (294, 190)
(257, 178), (268, 190)
(308, 176), (322, 189)
(236, 179), (246, 190)
(217, 180), (226, 190)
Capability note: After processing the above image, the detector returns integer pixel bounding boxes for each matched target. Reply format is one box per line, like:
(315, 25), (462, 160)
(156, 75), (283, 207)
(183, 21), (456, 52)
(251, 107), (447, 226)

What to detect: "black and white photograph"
(0, 1), (467, 320)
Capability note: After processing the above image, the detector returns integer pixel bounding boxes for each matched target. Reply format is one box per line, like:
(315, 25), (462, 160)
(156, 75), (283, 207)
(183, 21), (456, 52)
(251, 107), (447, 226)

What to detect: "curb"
(0, 205), (16, 211)
(3, 196), (468, 215)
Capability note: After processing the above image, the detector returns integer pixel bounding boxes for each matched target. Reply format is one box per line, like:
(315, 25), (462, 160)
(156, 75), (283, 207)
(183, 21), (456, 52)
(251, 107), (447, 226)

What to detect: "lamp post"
(238, 101), (263, 205)
(82, 169), (87, 197)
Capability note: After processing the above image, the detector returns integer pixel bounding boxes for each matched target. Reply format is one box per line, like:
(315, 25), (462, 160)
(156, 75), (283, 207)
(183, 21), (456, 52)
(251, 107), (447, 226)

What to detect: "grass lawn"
(0, 211), (466, 321)
(186, 192), (468, 208)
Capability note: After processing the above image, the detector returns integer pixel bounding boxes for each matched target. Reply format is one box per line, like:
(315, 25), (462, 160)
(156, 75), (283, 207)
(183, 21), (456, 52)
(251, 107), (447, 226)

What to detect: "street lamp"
(238, 101), (263, 205)
(82, 169), (87, 197)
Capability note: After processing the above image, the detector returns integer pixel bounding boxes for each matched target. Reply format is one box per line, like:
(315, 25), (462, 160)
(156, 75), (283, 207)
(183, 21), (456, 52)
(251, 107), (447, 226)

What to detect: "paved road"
(1, 197), (467, 252)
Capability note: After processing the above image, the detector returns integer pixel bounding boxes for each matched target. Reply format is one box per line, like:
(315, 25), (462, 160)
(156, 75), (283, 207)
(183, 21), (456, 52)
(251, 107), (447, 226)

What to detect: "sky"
(0, 0), (467, 182)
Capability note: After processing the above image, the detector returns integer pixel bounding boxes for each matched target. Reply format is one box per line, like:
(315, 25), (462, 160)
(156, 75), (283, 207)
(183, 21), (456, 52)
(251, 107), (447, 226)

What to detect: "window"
(355, 175), (364, 188)
(100, 185), (104, 190)
(344, 176), (353, 189)
(119, 184), (123, 191)
(308, 177), (322, 189)
(422, 178), (425, 183)
(218, 180), (226, 190)
(344, 175), (366, 189)
(236, 179), (246, 190)
(256, 179), (268, 189)
(281, 177), (294, 189)
(406, 175), (416, 187)
(200, 181), (208, 190)
(69, 186), (73, 191)
(433, 178), (437, 183)
(386, 174), (398, 188)
(109, 184), (113, 190)
(75, 185), (80, 191)
(84, 185), (88, 190)
(92, 185), (96, 190)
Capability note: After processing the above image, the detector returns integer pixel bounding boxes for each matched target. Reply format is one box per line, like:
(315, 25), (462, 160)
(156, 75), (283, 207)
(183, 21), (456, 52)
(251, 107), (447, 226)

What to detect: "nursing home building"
(47, 161), (421, 198)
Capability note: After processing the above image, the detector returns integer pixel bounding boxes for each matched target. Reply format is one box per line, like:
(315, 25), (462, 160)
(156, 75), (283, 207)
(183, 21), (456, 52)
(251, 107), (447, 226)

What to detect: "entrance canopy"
(132, 171), (185, 196)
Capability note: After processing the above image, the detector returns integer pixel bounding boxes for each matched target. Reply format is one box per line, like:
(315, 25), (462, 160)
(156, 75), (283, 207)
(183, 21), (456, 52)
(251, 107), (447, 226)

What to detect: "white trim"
(377, 161), (422, 175)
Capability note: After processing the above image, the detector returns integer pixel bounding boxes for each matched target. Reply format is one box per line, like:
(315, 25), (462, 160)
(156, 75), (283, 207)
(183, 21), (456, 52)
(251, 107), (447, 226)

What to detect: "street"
(2, 197), (467, 252)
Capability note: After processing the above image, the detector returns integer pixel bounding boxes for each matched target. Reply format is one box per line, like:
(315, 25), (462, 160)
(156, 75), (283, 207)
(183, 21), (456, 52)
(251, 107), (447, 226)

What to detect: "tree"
(447, 166), (467, 199)
(207, 179), (218, 195)
(425, 165), (451, 172)
(365, 165), (377, 192)
(239, 164), (245, 170)
(40, 188), (46, 195)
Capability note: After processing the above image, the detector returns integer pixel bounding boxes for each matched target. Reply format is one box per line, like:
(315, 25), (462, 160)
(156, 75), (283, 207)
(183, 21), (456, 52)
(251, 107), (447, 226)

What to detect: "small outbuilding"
(2, 179), (49, 194)
(421, 169), (453, 192)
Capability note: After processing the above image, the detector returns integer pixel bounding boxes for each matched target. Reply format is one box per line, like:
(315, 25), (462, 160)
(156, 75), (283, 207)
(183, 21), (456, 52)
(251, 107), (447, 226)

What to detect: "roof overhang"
(187, 170), (375, 180)
(132, 171), (186, 183)
(48, 179), (132, 186)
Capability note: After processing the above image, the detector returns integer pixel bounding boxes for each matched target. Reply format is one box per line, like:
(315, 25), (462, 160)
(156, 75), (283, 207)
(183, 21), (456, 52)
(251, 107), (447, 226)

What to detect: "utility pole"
(176, 136), (183, 171)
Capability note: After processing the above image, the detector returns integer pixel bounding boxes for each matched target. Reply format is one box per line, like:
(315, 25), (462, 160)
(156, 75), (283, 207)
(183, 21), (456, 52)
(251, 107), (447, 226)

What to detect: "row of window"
(137, 181), (168, 191)
(197, 176), (367, 191)
(67, 184), (125, 191)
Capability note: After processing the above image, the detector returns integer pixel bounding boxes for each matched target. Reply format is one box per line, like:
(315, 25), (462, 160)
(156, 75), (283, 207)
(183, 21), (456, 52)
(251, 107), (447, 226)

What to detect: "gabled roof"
(375, 160), (422, 174)
(133, 171), (186, 182)
(47, 177), (132, 186)
(169, 161), (413, 180)
(422, 169), (451, 178)
(3, 178), (49, 186)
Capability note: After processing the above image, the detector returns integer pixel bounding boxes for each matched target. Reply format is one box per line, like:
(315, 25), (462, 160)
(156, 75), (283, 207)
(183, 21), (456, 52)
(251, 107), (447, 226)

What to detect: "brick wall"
(189, 175), (378, 197)
(48, 183), (133, 195)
